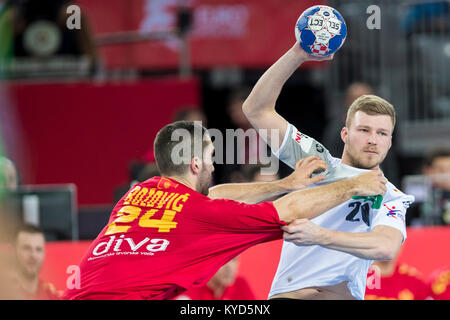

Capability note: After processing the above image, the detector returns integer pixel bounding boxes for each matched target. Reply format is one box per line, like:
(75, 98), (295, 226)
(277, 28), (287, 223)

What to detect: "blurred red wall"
(3, 77), (200, 205)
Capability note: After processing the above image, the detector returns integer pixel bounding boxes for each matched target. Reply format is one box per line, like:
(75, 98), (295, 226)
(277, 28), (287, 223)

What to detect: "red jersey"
(21, 280), (62, 300)
(428, 265), (450, 300)
(365, 264), (430, 300)
(63, 177), (284, 300)
(175, 276), (255, 300)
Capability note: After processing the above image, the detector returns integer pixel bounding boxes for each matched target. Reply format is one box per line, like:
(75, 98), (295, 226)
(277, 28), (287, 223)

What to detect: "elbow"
(242, 100), (252, 118)
(285, 202), (307, 223)
(242, 99), (260, 121)
(207, 186), (220, 200)
(375, 244), (397, 261)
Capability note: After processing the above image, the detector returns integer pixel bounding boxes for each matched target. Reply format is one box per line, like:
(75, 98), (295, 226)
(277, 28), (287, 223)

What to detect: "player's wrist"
(277, 176), (295, 193)
(337, 178), (359, 198)
(289, 43), (308, 64)
(317, 227), (333, 246)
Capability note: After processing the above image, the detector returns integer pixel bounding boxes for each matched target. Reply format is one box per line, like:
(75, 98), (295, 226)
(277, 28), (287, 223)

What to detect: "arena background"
(0, 0), (449, 300)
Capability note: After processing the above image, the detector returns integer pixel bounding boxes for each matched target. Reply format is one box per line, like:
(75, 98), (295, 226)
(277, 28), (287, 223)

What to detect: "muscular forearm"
(276, 170), (387, 223)
(208, 180), (290, 204)
(318, 228), (400, 261)
(208, 156), (328, 204)
(283, 221), (403, 260)
(274, 178), (357, 222)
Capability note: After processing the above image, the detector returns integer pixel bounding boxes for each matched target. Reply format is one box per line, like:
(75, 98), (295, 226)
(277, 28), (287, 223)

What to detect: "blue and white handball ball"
(295, 5), (347, 57)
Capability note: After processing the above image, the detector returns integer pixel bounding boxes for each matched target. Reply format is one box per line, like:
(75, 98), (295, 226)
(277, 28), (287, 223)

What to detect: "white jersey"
(268, 123), (415, 300)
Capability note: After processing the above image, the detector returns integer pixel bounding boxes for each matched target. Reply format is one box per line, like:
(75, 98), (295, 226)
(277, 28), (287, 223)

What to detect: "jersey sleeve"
(273, 122), (333, 170)
(372, 195), (414, 242)
(192, 198), (286, 235)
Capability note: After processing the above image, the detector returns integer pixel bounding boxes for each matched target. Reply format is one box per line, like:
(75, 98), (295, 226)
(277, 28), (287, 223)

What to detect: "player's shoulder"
(385, 182), (404, 197)
(326, 153), (341, 168)
(384, 182), (415, 204)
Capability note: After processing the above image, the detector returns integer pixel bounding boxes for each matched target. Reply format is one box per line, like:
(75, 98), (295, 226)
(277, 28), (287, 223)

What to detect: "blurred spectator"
(403, 1), (450, 36)
(0, 245), (23, 299)
(243, 163), (282, 201)
(0, 156), (19, 192)
(0, 0), (14, 68)
(227, 87), (258, 164)
(227, 87), (252, 131)
(323, 82), (374, 158)
(428, 265), (450, 300)
(12, 223), (62, 299)
(176, 256), (255, 300)
(173, 106), (208, 127)
(246, 163), (280, 183)
(222, 87), (275, 183)
(423, 147), (450, 191)
(365, 257), (430, 300)
(0, 157), (21, 242)
(225, 169), (247, 184)
(113, 162), (159, 204)
(322, 82), (400, 186)
(0, 211), (23, 299)
(421, 146), (450, 225)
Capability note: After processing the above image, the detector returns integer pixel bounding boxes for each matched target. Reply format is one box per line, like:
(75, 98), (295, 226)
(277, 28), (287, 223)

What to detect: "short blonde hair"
(346, 94), (396, 128)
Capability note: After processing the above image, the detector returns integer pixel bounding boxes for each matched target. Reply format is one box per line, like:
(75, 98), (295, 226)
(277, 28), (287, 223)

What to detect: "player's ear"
(190, 156), (202, 175)
(341, 127), (348, 144)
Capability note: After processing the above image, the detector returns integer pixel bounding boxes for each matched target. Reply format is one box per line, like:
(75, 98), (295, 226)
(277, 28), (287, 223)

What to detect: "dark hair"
(14, 224), (44, 242)
(173, 107), (202, 122)
(423, 147), (450, 167)
(154, 121), (210, 176)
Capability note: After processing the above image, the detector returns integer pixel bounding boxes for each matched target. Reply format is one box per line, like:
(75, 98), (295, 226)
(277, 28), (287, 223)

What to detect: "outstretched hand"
(282, 156), (327, 192)
(351, 169), (387, 197)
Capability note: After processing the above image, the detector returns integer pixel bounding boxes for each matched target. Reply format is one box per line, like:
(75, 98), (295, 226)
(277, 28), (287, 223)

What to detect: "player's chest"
(314, 195), (383, 231)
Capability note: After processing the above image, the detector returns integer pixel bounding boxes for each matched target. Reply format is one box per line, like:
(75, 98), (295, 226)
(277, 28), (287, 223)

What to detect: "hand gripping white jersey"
(268, 123), (415, 300)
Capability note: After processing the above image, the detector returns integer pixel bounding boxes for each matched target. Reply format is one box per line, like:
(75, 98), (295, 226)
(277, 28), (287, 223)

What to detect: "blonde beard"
(345, 145), (386, 170)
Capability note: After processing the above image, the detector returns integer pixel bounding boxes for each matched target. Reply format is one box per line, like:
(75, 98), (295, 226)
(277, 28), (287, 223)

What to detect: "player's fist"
(282, 218), (325, 246)
(350, 170), (387, 196)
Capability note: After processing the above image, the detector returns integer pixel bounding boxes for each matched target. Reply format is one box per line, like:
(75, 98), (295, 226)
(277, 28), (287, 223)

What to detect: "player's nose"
(367, 133), (377, 144)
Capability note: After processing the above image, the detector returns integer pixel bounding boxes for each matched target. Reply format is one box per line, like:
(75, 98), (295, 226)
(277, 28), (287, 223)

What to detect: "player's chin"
(358, 157), (381, 170)
(366, 160), (382, 170)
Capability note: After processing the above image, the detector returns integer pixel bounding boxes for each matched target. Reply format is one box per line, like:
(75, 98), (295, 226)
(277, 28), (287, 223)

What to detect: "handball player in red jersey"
(63, 121), (387, 300)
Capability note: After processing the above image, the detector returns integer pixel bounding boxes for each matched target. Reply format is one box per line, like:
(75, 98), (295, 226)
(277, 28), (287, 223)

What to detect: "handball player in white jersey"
(242, 43), (414, 300)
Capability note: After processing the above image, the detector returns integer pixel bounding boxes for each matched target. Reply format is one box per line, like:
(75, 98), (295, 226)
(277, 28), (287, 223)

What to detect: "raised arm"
(208, 156), (327, 203)
(242, 43), (333, 152)
(274, 170), (387, 223)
